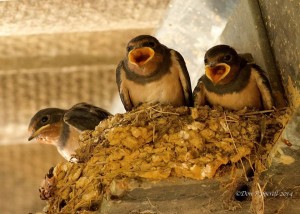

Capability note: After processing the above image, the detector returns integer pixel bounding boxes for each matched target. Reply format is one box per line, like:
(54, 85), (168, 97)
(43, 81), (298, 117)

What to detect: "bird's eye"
(127, 46), (133, 52)
(223, 54), (232, 61)
(148, 41), (155, 48)
(204, 58), (208, 64)
(41, 116), (49, 124)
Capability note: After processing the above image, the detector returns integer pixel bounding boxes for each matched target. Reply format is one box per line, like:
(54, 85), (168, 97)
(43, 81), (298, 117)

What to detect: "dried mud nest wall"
(43, 104), (287, 213)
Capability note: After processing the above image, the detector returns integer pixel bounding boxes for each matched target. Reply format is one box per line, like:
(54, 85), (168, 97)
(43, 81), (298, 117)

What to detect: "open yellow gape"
(205, 63), (231, 84)
(129, 47), (155, 67)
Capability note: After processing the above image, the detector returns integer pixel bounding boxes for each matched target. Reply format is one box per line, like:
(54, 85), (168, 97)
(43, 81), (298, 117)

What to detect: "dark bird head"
(204, 45), (242, 85)
(28, 108), (65, 145)
(125, 35), (167, 77)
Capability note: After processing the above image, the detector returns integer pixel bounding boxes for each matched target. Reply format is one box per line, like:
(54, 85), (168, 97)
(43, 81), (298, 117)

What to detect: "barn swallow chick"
(193, 45), (274, 110)
(116, 35), (193, 111)
(28, 102), (111, 162)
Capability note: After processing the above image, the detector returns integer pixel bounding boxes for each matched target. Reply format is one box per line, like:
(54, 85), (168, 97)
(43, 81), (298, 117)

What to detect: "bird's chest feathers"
(39, 135), (60, 145)
(125, 63), (184, 106)
(57, 126), (80, 161)
(205, 71), (262, 110)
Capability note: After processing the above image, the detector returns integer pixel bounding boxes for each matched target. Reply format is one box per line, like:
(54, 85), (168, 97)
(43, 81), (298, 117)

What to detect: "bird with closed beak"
(28, 102), (111, 162)
(116, 35), (193, 111)
(193, 45), (274, 110)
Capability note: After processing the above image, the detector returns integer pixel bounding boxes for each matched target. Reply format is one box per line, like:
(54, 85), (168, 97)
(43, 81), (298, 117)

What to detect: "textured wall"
(258, 0), (300, 104)
(0, 0), (169, 35)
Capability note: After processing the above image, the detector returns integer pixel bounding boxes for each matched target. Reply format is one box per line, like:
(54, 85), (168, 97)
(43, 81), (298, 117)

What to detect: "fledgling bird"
(193, 45), (274, 110)
(116, 35), (193, 111)
(28, 102), (111, 162)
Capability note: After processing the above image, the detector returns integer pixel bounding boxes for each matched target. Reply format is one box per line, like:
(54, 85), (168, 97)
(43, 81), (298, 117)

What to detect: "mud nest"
(44, 104), (287, 213)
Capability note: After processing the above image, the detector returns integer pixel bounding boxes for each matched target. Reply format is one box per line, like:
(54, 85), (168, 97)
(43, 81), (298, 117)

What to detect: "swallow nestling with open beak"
(28, 102), (111, 162)
(193, 45), (274, 110)
(116, 35), (193, 111)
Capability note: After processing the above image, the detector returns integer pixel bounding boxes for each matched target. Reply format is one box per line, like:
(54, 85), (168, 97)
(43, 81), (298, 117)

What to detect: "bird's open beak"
(128, 47), (155, 67)
(205, 63), (231, 84)
(28, 124), (50, 141)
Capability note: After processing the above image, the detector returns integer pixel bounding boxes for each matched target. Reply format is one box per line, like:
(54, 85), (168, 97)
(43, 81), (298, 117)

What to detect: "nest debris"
(44, 104), (288, 213)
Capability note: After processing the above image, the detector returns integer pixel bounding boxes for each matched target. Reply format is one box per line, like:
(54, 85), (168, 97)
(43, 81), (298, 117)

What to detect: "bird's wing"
(173, 50), (193, 106)
(192, 77), (207, 107)
(63, 102), (111, 131)
(116, 61), (134, 111)
(238, 53), (254, 64)
(251, 64), (274, 110)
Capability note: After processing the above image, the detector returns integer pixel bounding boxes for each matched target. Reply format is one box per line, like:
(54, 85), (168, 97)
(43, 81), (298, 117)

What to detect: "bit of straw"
(224, 112), (248, 182)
